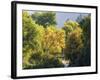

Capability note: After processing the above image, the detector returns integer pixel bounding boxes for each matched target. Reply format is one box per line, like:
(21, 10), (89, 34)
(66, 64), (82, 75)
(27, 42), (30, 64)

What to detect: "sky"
(27, 11), (89, 28)
(56, 12), (89, 28)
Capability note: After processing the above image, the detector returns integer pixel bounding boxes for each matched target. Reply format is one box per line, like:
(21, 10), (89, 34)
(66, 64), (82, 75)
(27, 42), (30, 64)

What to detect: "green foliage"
(63, 20), (79, 34)
(31, 12), (56, 27)
(63, 20), (83, 66)
(22, 11), (45, 68)
(25, 53), (64, 69)
(78, 15), (91, 66)
(22, 11), (91, 68)
(23, 11), (64, 69)
(62, 20), (80, 46)
(66, 27), (83, 66)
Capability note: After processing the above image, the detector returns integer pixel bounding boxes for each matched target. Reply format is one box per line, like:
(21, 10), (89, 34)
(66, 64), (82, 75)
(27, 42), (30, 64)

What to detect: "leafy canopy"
(31, 12), (56, 27)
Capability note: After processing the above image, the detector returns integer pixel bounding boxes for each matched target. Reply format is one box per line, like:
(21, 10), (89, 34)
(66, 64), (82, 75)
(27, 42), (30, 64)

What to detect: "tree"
(66, 27), (83, 66)
(78, 15), (91, 66)
(31, 12), (56, 27)
(42, 26), (65, 55)
(63, 20), (79, 33)
(62, 20), (83, 66)
(22, 11), (64, 68)
(62, 20), (80, 48)
(22, 11), (45, 68)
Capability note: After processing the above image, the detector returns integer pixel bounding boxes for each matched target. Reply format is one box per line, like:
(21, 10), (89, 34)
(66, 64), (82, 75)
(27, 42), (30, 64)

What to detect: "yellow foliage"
(42, 26), (65, 54)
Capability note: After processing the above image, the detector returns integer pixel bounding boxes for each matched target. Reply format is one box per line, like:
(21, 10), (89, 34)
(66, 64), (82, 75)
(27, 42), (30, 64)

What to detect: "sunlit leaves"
(43, 26), (65, 54)
(22, 11), (90, 68)
(22, 11), (65, 68)
(22, 11), (45, 68)
(63, 20), (83, 64)
(67, 27), (83, 53)
(63, 20), (79, 34)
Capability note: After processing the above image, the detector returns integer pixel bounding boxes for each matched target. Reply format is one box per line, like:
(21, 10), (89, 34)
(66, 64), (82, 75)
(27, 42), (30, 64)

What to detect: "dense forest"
(22, 11), (91, 69)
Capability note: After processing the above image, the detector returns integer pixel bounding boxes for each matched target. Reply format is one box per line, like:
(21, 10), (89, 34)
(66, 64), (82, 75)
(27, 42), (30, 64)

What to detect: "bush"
(24, 53), (64, 69)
